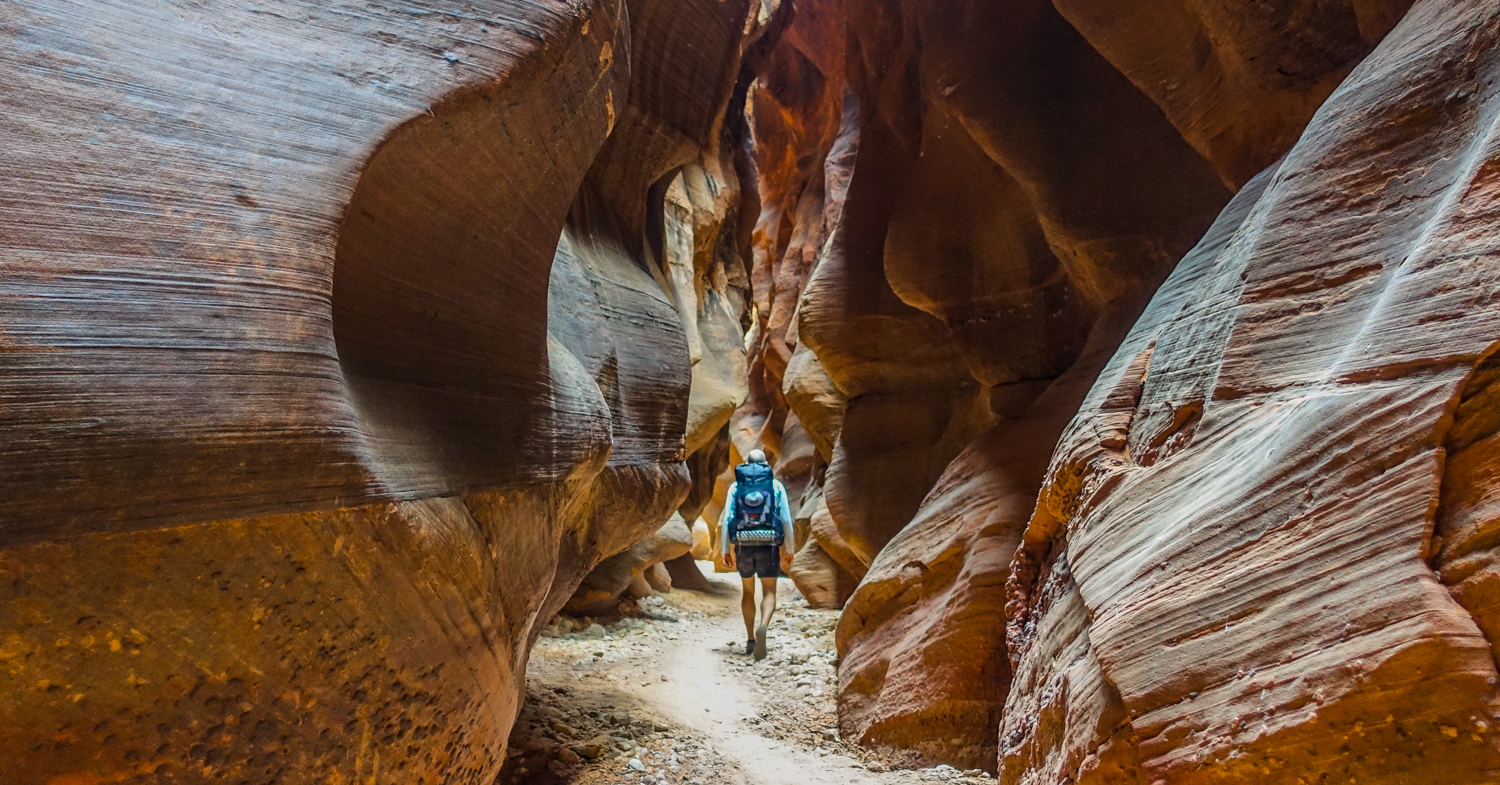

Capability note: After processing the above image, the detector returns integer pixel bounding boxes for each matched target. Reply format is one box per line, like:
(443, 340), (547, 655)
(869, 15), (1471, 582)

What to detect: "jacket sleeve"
(775, 480), (794, 548)
(721, 481), (737, 555)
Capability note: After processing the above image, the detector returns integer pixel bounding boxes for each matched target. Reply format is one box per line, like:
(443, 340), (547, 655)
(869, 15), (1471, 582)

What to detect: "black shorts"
(734, 545), (781, 578)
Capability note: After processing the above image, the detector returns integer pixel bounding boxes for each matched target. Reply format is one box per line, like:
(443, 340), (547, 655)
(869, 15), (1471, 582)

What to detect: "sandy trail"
(633, 577), (883, 785)
(498, 564), (991, 785)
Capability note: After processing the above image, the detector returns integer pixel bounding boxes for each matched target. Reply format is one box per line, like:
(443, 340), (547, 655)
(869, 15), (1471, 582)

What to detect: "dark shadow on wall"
(331, 22), (625, 498)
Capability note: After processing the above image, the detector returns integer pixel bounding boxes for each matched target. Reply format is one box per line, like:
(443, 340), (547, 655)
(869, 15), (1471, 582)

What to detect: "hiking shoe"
(745, 639), (755, 656)
(753, 624), (768, 660)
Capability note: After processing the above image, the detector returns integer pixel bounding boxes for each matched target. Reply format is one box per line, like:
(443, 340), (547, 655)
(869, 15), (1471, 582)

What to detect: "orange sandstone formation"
(0, 0), (772, 781)
(732, 0), (1499, 779)
(6, 0), (1500, 783)
(1007, 3), (1500, 780)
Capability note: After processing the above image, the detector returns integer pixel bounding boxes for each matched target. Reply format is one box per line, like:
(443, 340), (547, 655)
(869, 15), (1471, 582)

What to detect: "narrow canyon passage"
(498, 567), (984, 785)
(5, 1), (1500, 784)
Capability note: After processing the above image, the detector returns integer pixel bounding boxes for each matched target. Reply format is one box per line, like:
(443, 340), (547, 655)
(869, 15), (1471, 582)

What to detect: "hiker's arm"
(777, 482), (795, 565)
(720, 482), (737, 556)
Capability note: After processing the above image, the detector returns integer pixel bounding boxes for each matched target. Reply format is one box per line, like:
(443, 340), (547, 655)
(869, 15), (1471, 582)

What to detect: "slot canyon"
(4, 0), (1500, 783)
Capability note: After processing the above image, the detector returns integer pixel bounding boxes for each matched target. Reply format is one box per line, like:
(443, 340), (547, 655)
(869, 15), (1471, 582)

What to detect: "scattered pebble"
(497, 570), (955, 784)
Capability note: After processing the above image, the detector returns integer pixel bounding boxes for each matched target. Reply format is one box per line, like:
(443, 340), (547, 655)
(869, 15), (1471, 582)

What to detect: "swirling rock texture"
(0, 0), (770, 781)
(727, 0), (1494, 780)
(1006, 3), (1500, 782)
(566, 514), (695, 616)
(9, 0), (1500, 783)
(820, 0), (1240, 762)
(562, 135), (759, 610)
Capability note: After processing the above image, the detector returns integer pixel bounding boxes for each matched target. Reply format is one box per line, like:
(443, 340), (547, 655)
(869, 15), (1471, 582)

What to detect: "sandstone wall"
(0, 0), (768, 781)
(1006, 3), (1500, 780)
(732, 0), (1482, 777)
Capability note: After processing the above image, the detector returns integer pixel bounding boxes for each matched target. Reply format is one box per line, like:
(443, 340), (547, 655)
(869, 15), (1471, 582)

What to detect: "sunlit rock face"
(798, 0), (1232, 765)
(1053, 0), (1418, 189)
(1007, 3), (1500, 781)
(707, 0), (849, 581)
(561, 155), (756, 610)
(0, 0), (768, 781)
(732, 0), (1494, 779)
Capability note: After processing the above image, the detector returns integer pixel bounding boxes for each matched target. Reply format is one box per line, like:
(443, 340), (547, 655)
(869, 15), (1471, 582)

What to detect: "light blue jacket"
(720, 478), (794, 554)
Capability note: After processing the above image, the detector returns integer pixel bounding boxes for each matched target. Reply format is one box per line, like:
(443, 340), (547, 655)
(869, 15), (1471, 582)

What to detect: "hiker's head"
(746, 449), (768, 465)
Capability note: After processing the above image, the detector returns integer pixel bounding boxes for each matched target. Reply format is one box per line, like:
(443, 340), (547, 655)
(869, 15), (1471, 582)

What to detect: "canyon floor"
(497, 564), (993, 785)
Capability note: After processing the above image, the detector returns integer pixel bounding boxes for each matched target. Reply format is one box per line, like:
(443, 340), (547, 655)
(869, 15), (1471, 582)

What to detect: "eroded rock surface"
(1006, 3), (1500, 780)
(779, 0), (1229, 763)
(0, 0), (771, 781)
(567, 515), (696, 616)
(729, 0), (1500, 777)
(8, 0), (1500, 782)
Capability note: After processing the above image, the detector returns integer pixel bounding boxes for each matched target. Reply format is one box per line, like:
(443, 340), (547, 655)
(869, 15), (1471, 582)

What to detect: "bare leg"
(757, 576), (779, 629)
(741, 577), (757, 640)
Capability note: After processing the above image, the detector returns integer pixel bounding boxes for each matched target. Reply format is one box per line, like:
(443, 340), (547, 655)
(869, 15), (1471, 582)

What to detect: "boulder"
(663, 553), (714, 592)
(565, 515), (696, 616)
(644, 562), (673, 593)
(690, 519), (714, 560)
(789, 541), (860, 610)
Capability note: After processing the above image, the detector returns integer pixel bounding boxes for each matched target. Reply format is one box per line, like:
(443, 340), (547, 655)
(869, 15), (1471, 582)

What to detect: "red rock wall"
(733, 0), (1486, 778)
(8, 0), (1500, 781)
(739, 0), (1227, 762)
(0, 0), (769, 781)
(1007, 3), (1500, 780)
(820, 0), (1236, 755)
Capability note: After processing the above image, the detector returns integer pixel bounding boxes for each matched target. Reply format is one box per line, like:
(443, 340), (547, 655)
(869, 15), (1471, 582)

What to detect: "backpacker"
(729, 462), (782, 546)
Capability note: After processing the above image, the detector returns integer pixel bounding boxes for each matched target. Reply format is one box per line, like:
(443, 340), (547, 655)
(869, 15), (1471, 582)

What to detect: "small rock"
(555, 747), (581, 764)
(866, 761), (888, 772)
(582, 624), (606, 639)
(962, 770), (985, 778)
(628, 757), (646, 771)
(574, 737), (609, 759)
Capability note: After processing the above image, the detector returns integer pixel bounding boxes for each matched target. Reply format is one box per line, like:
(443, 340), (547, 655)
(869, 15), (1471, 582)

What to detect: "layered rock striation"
(8, 0), (1500, 782)
(731, 0), (1500, 779)
(0, 0), (770, 781)
(1007, 3), (1500, 780)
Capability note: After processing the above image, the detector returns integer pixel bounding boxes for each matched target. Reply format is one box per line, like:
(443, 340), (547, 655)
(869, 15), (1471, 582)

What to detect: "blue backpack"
(730, 462), (782, 545)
